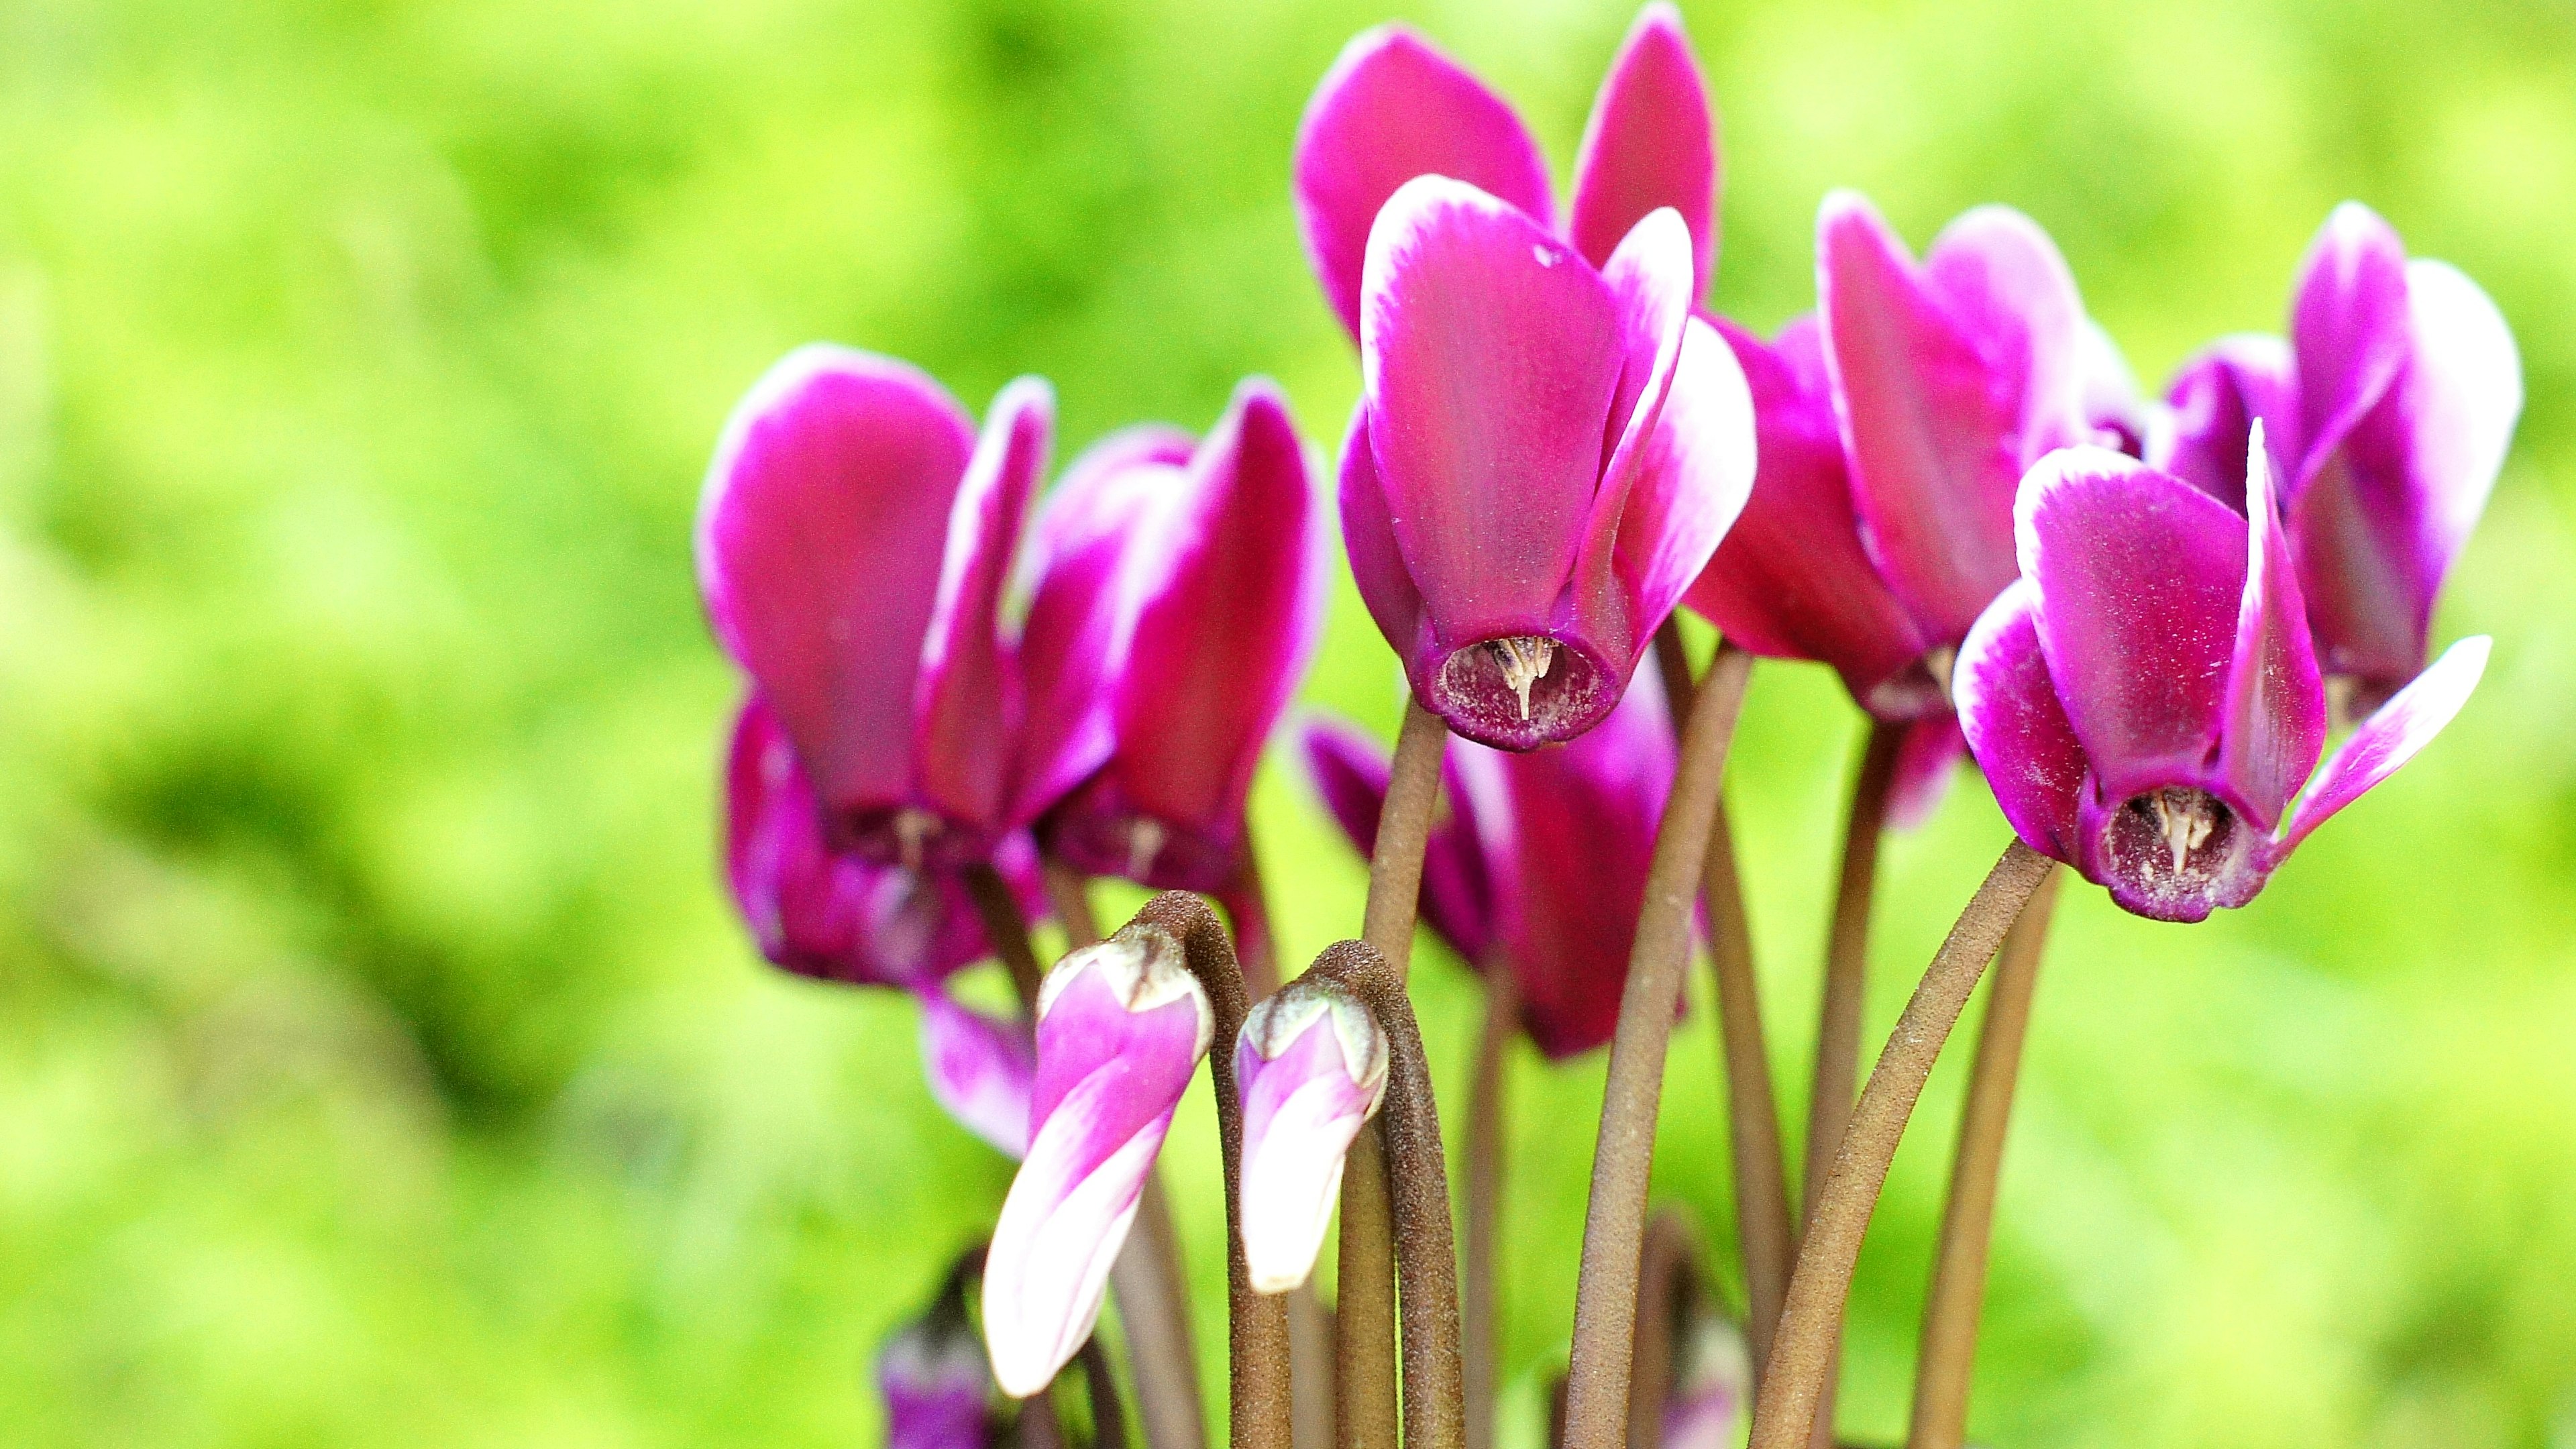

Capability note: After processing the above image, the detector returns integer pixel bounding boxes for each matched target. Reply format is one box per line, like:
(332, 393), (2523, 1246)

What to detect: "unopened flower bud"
(1234, 979), (1390, 1294)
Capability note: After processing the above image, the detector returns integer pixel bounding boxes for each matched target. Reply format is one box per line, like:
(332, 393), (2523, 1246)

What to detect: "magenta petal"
(879, 1317), (996, 1449)
(918, 989), (1036, 1159)
(698, 347), (975, 814)
(2289, 201), (2412, 485)
(1293, 25), (1558, 340)
(1574, 209), (1703, 617)
(2159, 335), (2294, 513)
(1884, 712), (1968, 833)
(2216, 430), (2326, 828)
(1363, 176), (1623, 643)
(1609, 313), (1755, 637)
(1819, 192), (2025, 644)
(914, 376), (1052, 838)
(1685, 315), (1935, 712)
(1296, 716), (1497, 965)
(2016, 449), (2248, 798)
(1566, 2), (1719, 293)
(1953, 579), (2088, 864)
(2280, 635), (2489, 849)
(1336, 404), (1431, 666)
(1923, 205), (2092, 460)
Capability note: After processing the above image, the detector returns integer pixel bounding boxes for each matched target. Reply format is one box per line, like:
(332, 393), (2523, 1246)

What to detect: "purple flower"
(2153, 203), (2521, 714)
(879, 1291), (1000, 1449)
(918, 991), (1038, 1160)
(1234, 979), (1390, 1294)
(1016, 380), (1326, 891)
(1955, 431), (2489, 922)
(983, 930), (1213, 1397)
(1660, 1311), (1751, 1449)
(1294, 10), (1755, 748)
(698, 346), (1051, 870)
(1297, 668), (1679, 1058)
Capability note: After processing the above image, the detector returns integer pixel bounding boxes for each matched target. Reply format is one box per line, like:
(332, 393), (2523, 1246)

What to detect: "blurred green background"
(1, 0), (2572, 1444)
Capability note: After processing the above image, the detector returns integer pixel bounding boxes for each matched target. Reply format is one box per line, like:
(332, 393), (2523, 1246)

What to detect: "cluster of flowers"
(693, 5), (2517, 1446)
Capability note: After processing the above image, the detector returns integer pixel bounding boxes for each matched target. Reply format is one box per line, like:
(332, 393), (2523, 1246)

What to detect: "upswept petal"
(2015, 449), (2247, 798)
(1362, 176), (1623, 641)
(1295, 717), (1497, 965)
(918, 989), (1036, 1158)
(1819, 191), (2024, 643)
(1953, 579), (2088, 863)
(1684, 315), (1933, 710)
(1235, 992), (1388, 1293)
(2288, 201), (2411, 486)
(1111, 379), (1325, 839)
(2159, 334), (2294, 512)
(1292, 25), (1557, 339)
(2217, 428), (2326, 828)
(915, 377), (1052, 836)
(2392, 259), (2520, 574)
(1576, 208), (1701, 613)
(1924, 204), (2092, 460)
(2279, 635), (2489, 849)
(1566, 3), (1719, 294)
(2076, 317), (2152, 457)
(1609, 314), (1755, 636)
(698, 346), (975, 812)
(1884, 712), (1968, 833)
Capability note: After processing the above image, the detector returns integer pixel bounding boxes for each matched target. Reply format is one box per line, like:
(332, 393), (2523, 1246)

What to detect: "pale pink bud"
(1234, 980), (1390, 1294)
(981, 930), (1212, 1397)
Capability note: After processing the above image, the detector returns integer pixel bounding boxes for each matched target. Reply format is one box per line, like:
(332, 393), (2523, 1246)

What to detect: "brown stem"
(1745, 841), (2054, 1449)
(1024, 863), (1206, 1449)
(1907, 865), (2062, 1449)
(1560, 643), (1754, 1449)
(1341, 696), (1448, 1449)
(1801, 721), (1904, 1447)
(967, 863), (1050, 1006)
(1464, 961), (1519, 1449)
(1627, 1213), (1703, 1449)
(1020, 1385), (1067, 1449)
(1222, 838), (1283, 998)
(1081, 1334), (1134, 1449)
(1656, 627), (1794, 1387)
(1124, 893), (1293, 1449)
(1310, 940), (1467, 1449)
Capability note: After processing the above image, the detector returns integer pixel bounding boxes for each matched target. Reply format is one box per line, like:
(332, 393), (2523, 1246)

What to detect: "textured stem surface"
(1560, 643), (1754, 1449)
(1626, 1214), (1701, 1449)
(1746, 842), (2054, 1449)
(1908, 865), (2063, 1449)
(1081, 1334), (1134, 1449)
(1464, 963), (1519, 1449)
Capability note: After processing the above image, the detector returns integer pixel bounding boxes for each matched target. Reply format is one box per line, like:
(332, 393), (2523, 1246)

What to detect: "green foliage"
(1, 0), (2571, 1444)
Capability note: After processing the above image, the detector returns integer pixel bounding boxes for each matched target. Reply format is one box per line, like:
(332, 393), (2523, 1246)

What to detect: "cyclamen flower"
(983, 930), (1213, 1397)
(1661, 1312), (1752, 1449)
(1956, 430), (2488, 922)
(1016, 380), (1326, 891)
(699, 347), (1049, 870)
(1299, 667), (1679, 1058)
(1234, 978), (1390, 1293)
(879, 1275), (1000, 1449)
(2154, 202), (2520, 714)
(1295, 8), (1754, 748)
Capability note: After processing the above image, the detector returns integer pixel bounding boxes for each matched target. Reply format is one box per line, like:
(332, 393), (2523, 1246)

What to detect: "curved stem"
(1745, 842), (2053, 1449)
(1907, 865), (2062, 1449)
(1222, 839), (1283, 998)
(1560, 643), (1754, 1449)
(1627, 1213), (1702, 1449)
(1340, 696), (1448, 1449)
(1464, 961), (1519, 1449)
(965, 863), (1050, 1007)
(1312, 940), (1467, 1449)
(1080, 1334), (1134, 1449)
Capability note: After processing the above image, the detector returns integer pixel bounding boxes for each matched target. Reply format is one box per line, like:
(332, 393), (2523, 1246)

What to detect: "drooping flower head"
(1234, 977), (1390, 1293)
(1956, 430), (2488, 922)
(1295, 9), (1755, 748)
(699, 347), (1051, 870)
(1015, 380), (1326, 891)
(2153, 202), (2520, 715)
(1298, 667), (1680, 1057)
(983, 926), (1213, 1397)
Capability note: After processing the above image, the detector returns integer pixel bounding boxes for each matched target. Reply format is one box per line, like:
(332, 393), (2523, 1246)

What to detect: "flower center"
(892, 807), (943, 872)
(1487, 636), (1556, 722)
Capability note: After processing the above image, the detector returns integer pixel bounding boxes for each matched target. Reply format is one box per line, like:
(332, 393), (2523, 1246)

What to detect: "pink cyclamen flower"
(2153, 202), (2520, 714)
(1016, 379), (1326, 891)
(879, 1287), (999, 1449)
(1295, 9), (1754, 748)
(699, 345), (1051, 870)
(1957, 429), (2488, 922)
(1298, 667), (1679, 1058)
(983, 930), (1212, 1397)
(1234, 979), (1391, 1293)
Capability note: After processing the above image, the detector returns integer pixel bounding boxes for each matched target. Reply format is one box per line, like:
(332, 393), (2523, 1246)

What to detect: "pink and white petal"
(1953, 580), (2088, 864)
(1884, 712), (1968, 833)
(2397, 258), (2521, 568)
(918, 990), (1036, 1159)
(1236, 1016), (1383, 1293)
(698, 346), (975, 811)
(1293, 25), (1558, 339)
(1924, 205), (2092, 460)
(2280, 635), (2489, 849)
(1336, 404), (1431, 664)
(1362, 177), (1623, 640)
(2015, 449), (2249, 797)
(1819, 192), (2023, 643)
(2289, 201), (2412, 487)
(2158, 333), (2294, 512)
(2217, 428), (2326, 828)
(1566, 2), (1718, 292)
(1575, 209), (1703, 612)
(916, 377), (1052, 831)
(1609, 314), (1755, 635)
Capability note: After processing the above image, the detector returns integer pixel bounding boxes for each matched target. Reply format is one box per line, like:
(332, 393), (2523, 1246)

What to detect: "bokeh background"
(2, 0), (2573, 1443)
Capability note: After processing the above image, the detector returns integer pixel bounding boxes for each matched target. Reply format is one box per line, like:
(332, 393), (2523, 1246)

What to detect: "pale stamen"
(1125, 817), (1167, 881)
(893, 808), (941, 872)
(1488, 636), (1556, 721)
(2150, 789), (2216, 875)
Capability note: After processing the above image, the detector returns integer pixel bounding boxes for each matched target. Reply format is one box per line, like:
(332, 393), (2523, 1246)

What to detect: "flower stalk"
(1462, 960), (1519, 1449)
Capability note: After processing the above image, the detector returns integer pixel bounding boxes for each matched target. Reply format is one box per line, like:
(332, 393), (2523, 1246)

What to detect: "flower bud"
(1234, 979), (1390, 1294)
(1660, 1310), (1751, 1449)
(981, 928), (1212, 1397)
(878, 1254), (999, 1449)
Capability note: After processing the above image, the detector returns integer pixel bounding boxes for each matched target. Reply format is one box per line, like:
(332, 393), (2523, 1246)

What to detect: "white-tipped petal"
(1234, 987), (1389, 1293)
